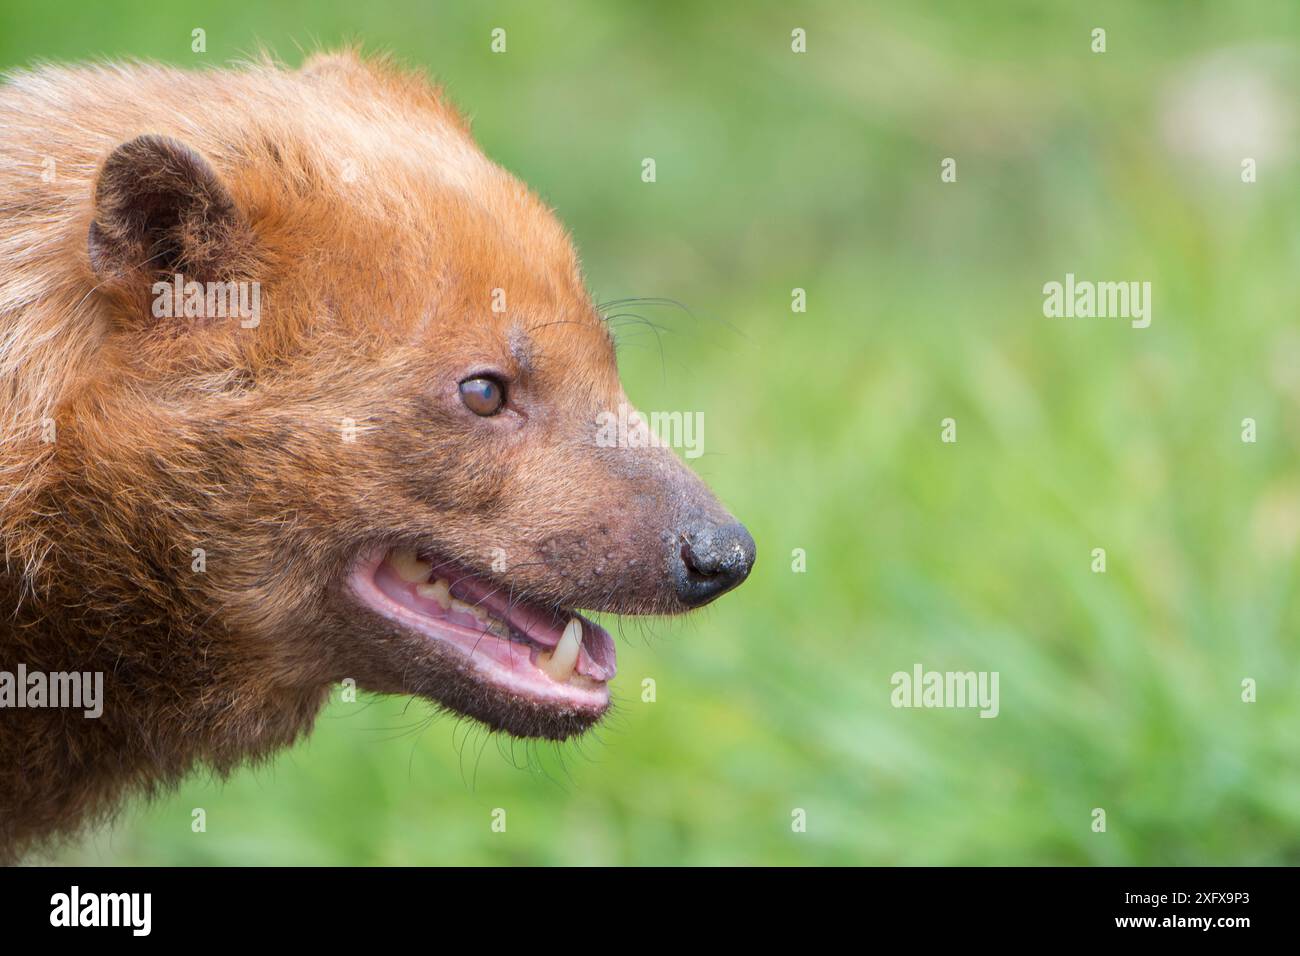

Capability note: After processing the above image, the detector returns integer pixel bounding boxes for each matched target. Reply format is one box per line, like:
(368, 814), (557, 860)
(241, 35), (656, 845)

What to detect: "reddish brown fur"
(0, 52), (749, 862)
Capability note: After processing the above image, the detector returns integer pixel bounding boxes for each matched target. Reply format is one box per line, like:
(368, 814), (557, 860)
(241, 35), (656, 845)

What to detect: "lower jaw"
(346, 548), (612, 713)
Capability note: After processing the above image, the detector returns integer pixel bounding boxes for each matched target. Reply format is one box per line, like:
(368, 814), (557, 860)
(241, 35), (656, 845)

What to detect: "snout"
(674, 520), (756, 608)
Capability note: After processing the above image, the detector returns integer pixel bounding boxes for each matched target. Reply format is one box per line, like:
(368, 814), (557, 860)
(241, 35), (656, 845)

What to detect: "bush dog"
(0, 52), (755, 860)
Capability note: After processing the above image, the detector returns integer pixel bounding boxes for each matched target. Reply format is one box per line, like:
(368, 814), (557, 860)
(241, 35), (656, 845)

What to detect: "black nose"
(674, 521), (756, 608)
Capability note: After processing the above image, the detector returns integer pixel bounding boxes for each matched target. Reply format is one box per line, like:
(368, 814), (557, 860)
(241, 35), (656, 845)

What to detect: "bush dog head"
(0, 51), (754, 857)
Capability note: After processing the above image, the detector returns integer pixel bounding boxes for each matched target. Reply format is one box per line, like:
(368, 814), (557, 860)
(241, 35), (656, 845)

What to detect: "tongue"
(575, 619), (617, 681)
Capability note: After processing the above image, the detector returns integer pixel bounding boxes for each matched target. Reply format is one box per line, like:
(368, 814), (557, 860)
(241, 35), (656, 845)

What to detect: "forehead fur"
(0, 55), (602, 370)
(2, 49), (591, 323)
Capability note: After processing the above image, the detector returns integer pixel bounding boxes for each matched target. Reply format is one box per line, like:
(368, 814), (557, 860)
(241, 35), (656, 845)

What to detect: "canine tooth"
(389, 548), (432, 583)
(415, 578), (452, 610)
(541, 617), (583, 681)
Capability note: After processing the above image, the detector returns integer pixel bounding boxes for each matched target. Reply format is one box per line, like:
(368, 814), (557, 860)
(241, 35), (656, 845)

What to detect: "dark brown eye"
(459, 376), (505, 416)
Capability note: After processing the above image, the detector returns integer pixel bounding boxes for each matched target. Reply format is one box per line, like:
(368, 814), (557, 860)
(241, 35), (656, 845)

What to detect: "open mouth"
(348, 547), (616, 712)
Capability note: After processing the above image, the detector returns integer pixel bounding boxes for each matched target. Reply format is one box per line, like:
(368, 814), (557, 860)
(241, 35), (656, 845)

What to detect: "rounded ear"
(88, 134), (252, 284)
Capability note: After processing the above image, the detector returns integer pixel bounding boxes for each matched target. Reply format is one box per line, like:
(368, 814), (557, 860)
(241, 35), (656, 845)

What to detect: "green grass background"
(5, 0), (1300, 864)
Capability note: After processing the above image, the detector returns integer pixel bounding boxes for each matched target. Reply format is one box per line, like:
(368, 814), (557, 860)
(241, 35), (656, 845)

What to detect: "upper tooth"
(450, 597), (488, 622)
(389, 548), (432, 583)
(415, 578), (452, 609)
(541, 617), (583, 682)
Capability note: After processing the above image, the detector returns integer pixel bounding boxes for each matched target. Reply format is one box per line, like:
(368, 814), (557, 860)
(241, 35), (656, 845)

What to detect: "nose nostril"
(674, 522), (756, 608)
(680, 540), (718, 580)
